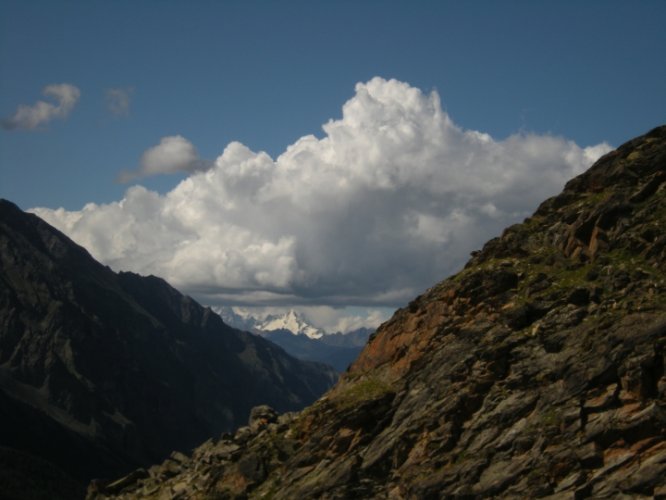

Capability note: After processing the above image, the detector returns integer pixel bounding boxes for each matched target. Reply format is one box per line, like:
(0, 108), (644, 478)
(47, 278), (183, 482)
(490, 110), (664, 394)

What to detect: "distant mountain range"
(258, 309), (326, 339)
(215, 307), (374, 372)
(0, 200), (337, 498)
(216, 307), (325, 338)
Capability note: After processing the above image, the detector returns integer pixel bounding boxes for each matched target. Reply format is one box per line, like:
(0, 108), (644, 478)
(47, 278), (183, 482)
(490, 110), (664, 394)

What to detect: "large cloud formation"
(2, 83), (80, 130)
(34, 78), (611, 313)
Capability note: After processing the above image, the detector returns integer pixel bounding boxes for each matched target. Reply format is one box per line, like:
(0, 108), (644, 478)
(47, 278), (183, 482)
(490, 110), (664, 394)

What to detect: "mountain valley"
(217, 307), (373, 372)
(91, 125), (666, 499)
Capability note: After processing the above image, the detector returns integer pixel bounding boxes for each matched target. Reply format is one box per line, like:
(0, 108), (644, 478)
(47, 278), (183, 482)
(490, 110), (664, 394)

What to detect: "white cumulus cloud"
(33, 77), (612, 310)
(2, 83), (80, 130)
(118, 135), (213, 182)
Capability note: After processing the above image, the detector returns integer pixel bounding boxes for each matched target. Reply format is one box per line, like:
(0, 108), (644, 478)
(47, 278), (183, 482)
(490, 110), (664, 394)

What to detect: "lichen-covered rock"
(92, 126), (666, 498)
(248, 405), (279, 431)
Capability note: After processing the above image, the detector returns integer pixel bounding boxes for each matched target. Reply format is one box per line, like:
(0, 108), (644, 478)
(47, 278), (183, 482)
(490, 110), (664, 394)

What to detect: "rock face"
(92, 125), (666, 499)
(0, 200), (337, 493)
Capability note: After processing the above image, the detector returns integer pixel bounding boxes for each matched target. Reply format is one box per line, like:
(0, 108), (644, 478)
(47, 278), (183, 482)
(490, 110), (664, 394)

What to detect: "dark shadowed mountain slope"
(92, 125), (666, 499)
(0, 200), (337, 491)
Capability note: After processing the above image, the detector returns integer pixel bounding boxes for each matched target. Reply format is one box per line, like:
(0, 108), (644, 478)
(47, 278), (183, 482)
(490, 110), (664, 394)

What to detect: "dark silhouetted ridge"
(0, 199), (337, 498)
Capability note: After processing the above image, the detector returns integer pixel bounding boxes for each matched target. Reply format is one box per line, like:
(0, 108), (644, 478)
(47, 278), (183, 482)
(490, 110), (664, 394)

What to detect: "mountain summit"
(256, 309), (325, 339)
(216, 307), (373, 372)
(92, 125), (666, 499)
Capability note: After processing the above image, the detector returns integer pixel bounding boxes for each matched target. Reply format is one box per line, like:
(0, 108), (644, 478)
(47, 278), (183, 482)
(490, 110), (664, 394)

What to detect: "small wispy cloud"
(105, 87), (133, 117)
(117, 135), (213, 183)
(2, 83), (80, 131)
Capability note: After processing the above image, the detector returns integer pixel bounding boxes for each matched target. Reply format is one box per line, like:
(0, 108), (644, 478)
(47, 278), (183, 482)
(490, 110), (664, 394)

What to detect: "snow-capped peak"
(257, 309), (324, 339)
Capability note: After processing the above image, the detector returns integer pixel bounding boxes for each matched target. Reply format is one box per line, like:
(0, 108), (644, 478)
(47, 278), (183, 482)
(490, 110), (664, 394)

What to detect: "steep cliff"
(94, 125), (666, 499)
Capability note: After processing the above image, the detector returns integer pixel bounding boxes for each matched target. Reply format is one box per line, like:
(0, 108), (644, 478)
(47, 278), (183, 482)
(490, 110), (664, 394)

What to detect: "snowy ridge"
(257, 310), (324, 339)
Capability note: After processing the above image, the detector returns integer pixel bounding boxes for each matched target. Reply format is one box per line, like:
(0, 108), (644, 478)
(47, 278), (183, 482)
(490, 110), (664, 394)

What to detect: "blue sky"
(3, 0), (665, 210)
(1, 0), (665, 330)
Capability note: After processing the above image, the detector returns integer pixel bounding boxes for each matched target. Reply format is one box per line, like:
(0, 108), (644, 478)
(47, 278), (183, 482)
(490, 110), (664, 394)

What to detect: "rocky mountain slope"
(91, 125), (666, 499)
(0, 200), (337, 494)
